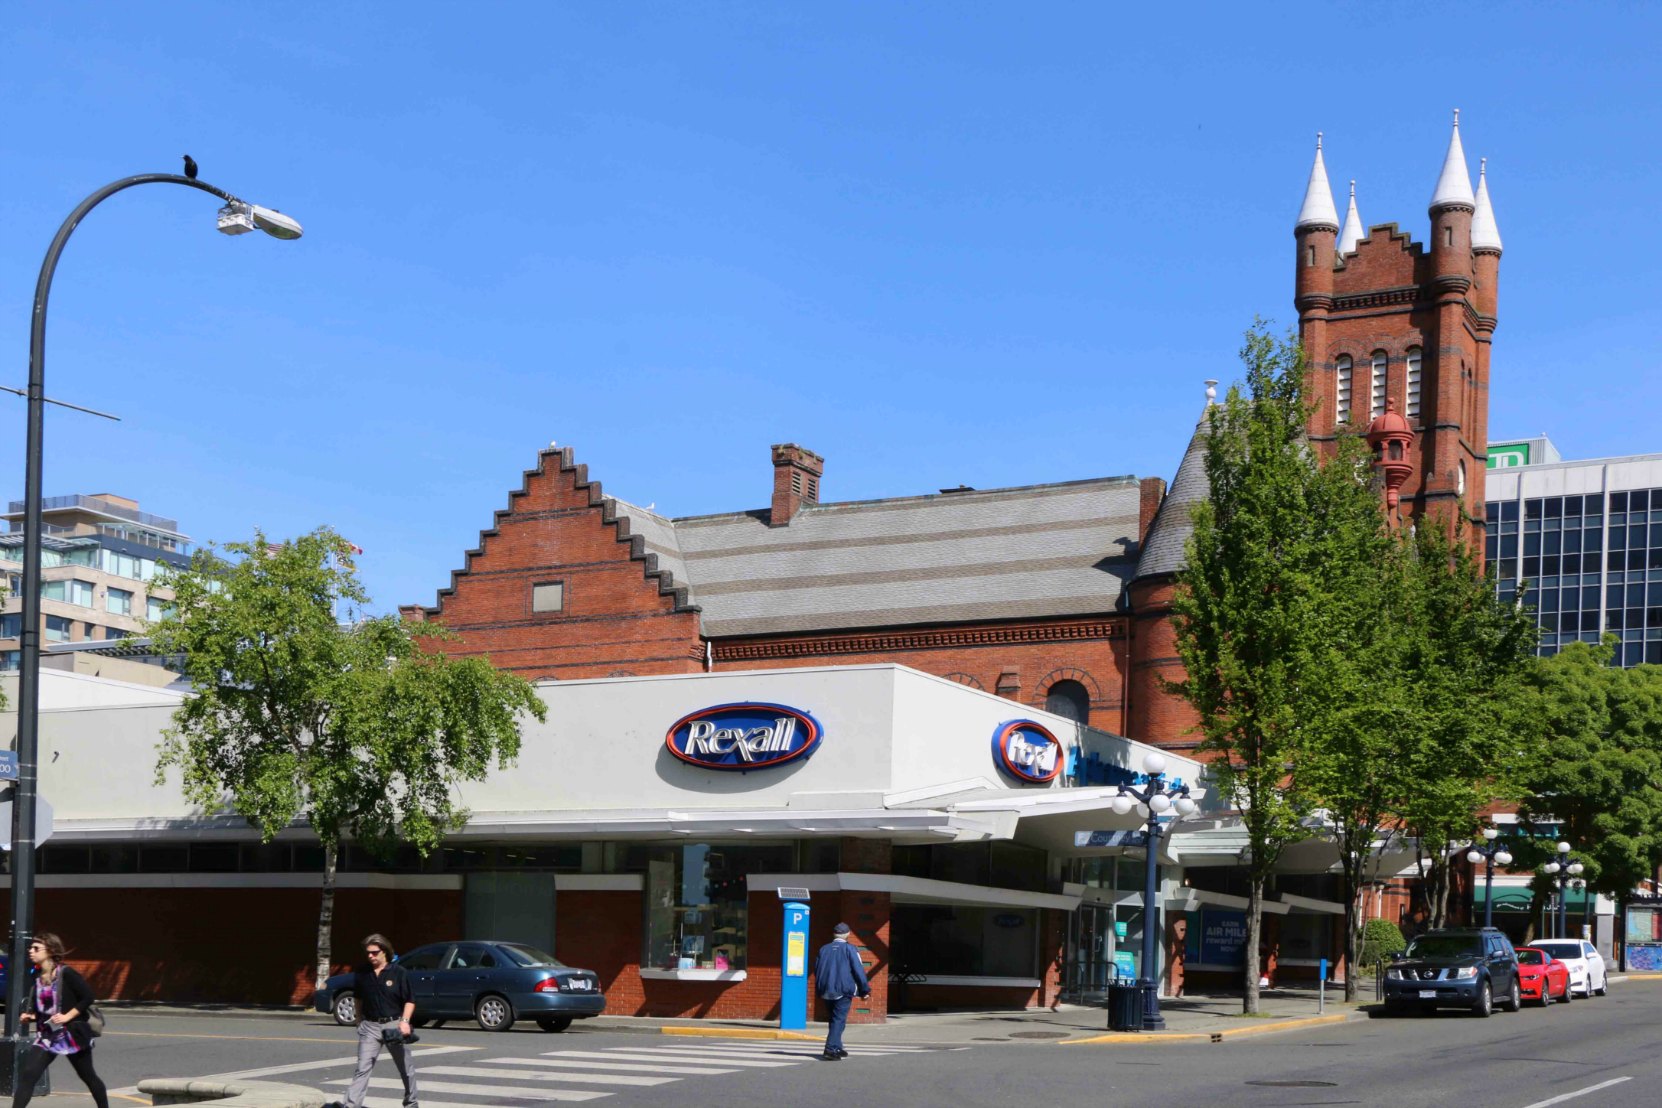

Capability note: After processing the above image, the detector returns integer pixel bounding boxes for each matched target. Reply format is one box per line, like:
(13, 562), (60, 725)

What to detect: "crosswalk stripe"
(645, 1044), (900, 1059)
(483, 1057), (742, 1076)
(419, 1064), (676, 1087)
(570, 1049), (799, 1068)
(701, 1040), (937, 1051)
(361, 1100), (579, 1108)
(334, 1076), (610, 1101)
(702, 1044), (918, 1055)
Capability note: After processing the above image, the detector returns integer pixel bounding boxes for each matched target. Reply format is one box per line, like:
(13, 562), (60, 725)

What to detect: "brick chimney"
(770, 443), (824, 526)
(1137, 477), (1167, 547)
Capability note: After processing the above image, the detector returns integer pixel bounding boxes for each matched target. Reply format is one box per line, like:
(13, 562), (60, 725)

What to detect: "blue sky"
(2, 3), (1657, 613)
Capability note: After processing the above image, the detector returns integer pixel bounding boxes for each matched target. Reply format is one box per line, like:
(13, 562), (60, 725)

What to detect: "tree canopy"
(148, 527), (547, 985)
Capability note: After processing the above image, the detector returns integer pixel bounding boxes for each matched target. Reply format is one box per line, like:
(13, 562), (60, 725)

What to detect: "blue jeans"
(823, 995), (853, 1054)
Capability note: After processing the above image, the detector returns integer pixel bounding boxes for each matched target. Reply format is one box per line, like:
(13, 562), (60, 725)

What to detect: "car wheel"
(331, 992), (357, 1027)
(1595, 975), (1607, 997)
(475, 994), (515, 1032)
(1473, 981), (1493, 1018)
(536, 1016), (574, 1033)
(1560, 981), (1571, 1003)
(1501, 976), (1521, 1012)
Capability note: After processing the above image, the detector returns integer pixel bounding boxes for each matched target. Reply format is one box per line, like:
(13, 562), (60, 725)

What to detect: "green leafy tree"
(147, 528), (547, 989)
(1170, 321), (1362, 1014)
(1391, 523), (1540, 934)
(1516, 640), (1662, 938)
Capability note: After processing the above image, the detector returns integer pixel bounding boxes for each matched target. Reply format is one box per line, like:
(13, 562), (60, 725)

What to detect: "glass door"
(1067, 905), (1114, 1002)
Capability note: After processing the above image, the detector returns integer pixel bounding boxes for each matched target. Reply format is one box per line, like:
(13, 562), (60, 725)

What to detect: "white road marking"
(335, 1075), (609, 1100)
(578, 1049), (799, 1068)
(485, 1056), (742, 1075)
(647, 1044), (901, 1059)
(106, 1044), (479, 1096)
(1518, 1076), (1633, 1108)
(417, 1063), (676, 1086)
(361, 1100), (573, 1108)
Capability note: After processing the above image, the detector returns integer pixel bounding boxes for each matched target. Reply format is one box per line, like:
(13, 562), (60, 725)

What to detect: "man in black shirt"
(329, 933), (419, 1108)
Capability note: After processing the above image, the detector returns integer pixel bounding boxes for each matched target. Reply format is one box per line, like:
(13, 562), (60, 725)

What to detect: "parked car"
(313, 940), (605, 1032)
(1514, 946), (1571, 1006)
(1527, 939), (1608, 998)
(1381, 927), (1521, 1017)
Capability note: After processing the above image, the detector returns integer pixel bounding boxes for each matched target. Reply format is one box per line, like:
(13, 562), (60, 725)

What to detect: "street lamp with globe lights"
(1465, 828), (1514, 930)
(1110, 750), (1197, 1031)
(6, 169), (301, 1089)
(1541, 841), (1584, 940)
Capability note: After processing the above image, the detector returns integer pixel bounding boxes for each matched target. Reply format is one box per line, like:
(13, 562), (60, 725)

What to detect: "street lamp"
(6, 170), (300, 1087)
(1110, 750), (1196, 1031)
(1465, 827), (1514, 930)
(1541, 840), (1583, 940)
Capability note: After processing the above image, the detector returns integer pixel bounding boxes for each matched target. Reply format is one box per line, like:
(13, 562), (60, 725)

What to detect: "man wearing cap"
(814, 922), (870, 1060)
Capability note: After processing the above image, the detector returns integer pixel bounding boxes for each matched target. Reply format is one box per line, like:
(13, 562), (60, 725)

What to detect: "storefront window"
(892, 905), (1038, 977)
(642, 843), (793, 972)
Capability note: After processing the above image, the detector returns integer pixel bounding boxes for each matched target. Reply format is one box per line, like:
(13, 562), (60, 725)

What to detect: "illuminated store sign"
(666, 702), (823, 771)
(992, 719), (1063, 783)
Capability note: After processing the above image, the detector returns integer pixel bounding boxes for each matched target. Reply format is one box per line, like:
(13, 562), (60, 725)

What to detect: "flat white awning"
(747, 872), (1080, 912)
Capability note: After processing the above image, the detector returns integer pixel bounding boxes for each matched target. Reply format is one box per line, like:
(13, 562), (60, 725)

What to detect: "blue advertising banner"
(1186, 909), (1247, 967)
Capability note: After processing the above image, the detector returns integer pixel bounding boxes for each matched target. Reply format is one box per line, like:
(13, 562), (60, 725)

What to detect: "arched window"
(1335, 356), (1353, 424)
(1370, 351), (1388, 420)
(1045, 680), (1090, 724)
(1406, 347), (1422, 420)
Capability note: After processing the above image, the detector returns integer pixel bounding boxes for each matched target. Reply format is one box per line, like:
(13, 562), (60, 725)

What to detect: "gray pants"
(342, 1019), (418, 1108)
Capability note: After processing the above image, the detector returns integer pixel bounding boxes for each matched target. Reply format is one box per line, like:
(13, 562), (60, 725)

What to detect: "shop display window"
(642, 843), (792, 972)
(891, 905), (1038, 977)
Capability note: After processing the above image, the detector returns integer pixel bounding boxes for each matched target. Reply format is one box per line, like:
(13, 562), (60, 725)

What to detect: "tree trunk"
(1342, 865), (1360, 1003)
(314, 840), (338, 992)
(1244, 873), (1262, 1015)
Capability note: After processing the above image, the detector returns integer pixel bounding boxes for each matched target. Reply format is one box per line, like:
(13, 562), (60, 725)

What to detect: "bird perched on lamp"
(182, 154), (199, 180)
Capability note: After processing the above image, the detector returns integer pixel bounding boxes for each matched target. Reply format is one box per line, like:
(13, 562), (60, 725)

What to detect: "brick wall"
(35, 885), (463, 1006)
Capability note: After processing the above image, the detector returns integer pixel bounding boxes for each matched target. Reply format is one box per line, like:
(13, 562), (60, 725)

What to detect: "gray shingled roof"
(1133, 411), (1211, 582)
(609, 478), (1142, 638)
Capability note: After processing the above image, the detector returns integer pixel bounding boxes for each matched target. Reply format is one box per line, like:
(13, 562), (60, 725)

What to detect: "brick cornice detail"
(1332, 286), (1420, 312)
(712, 618), (1124, 662)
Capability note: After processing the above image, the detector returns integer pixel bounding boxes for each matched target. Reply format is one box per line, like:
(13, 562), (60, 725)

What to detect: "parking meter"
(781, 900), (811, 1030)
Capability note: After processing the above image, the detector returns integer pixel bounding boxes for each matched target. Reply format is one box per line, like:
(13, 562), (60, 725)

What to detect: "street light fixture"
(1465, 827), (1514, 930)
(6, 170), (300, 1090)
(1541, 840), (1582, 941)
(1110, 750), (1196, 1031)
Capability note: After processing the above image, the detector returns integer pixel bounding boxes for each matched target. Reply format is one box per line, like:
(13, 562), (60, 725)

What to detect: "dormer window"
(1370, 351), (1387, 420)
(1336, 356), (1353, 424)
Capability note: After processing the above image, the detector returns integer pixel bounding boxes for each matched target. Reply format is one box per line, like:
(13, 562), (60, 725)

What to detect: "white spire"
(1338, 180), (1363, 255)
(1296, 132), (1340, 230)
(1429, 108), (1475, 211)
(1472, 157), (1503, 254)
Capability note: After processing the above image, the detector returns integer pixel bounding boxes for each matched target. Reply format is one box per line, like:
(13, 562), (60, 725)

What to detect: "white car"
(1529, 940), (1608, 998)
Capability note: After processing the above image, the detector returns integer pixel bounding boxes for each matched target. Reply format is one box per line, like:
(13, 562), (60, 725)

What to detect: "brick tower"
(1293, 113), (1501, 545)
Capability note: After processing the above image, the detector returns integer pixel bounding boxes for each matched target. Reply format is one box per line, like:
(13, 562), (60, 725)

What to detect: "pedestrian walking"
(814, 922), (870, 1061)
(324, 933), (419, 1108)
(10, 932), (109, 1108)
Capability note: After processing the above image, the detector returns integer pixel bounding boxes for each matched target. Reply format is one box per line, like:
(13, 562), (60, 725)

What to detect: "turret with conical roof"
(1294, 133), (1339, 441)
(1338, 180), (1364, 257)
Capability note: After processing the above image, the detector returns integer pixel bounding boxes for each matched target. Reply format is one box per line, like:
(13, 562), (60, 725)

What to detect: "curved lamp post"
(1465, 828), (1514, 930)
(1541, 840), (1584, 940)
(1110, 751), (1197, 1031)
(7, 173), (301, 1080)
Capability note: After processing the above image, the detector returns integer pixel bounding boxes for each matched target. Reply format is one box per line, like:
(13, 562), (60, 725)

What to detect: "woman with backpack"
(10, 932), (108, 1108)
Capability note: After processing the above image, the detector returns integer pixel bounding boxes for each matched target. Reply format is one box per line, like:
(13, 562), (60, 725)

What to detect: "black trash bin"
(1106, 979), (1145, 1031)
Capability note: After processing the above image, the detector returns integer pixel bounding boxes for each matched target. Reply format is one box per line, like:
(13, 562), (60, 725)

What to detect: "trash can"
(1106, 978), (1145, 1031)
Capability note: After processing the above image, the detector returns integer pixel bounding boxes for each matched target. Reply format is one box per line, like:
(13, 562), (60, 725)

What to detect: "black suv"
(1382, 927), (1521, 1017)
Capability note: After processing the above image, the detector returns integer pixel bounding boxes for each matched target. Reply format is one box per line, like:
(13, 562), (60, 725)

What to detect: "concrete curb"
(662, 1025), (821, 1041)
(139, 1078), (327, 1106)
(1060, 1011), (1357, 1046)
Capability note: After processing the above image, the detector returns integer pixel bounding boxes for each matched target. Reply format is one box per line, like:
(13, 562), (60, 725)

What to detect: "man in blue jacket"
(814, 922), (870, 1061)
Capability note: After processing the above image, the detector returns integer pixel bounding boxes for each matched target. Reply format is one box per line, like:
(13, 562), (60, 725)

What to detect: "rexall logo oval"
(666, 702), (823, 771)
(992, 719), (1064, 783)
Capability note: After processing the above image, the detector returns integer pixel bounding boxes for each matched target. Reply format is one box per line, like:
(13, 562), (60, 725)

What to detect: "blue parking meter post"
(1319, 958), (1328, 1014)
(781, 901), (811, 1030)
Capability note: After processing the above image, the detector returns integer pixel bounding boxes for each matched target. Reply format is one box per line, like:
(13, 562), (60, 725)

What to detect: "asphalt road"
(38, 981), (1662, 1107)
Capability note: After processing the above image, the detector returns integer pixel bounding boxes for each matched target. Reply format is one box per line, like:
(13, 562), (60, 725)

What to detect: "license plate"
(568, 979), (591, 991)
(1418, 989), (1437, 998)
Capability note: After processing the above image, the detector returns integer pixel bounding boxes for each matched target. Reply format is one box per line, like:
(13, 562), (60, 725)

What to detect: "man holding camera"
(329, 933), (419, 1108)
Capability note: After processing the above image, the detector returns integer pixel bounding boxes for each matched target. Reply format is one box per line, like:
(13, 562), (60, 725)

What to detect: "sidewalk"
(581, 986), (1369, 1046)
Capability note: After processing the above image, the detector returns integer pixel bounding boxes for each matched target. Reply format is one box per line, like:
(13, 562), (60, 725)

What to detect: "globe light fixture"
(1468, 826), (1514, 930)
(1108, 748), (1196, 1032)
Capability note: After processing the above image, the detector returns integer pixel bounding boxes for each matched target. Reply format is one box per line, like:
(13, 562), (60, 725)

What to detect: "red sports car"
(1515, 946), (1571, 1006)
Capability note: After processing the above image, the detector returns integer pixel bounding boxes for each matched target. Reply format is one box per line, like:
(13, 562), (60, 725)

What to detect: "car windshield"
(498, 944), (565, 968)
(1404, 935), (1483, 959)
(1531, 942), (1581, 960)
(1516, 949), (1548, 965)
